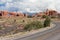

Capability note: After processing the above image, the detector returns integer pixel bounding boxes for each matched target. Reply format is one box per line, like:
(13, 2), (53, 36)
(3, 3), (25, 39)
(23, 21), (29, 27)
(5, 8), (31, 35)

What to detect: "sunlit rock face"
(45, 9), (58, 16)
(0, 11), (28, 18)
(0, 11), (8, 16)
(0, 10), (58, 18)
(32, 12), (45, 17)
(8, 12), (24, 17)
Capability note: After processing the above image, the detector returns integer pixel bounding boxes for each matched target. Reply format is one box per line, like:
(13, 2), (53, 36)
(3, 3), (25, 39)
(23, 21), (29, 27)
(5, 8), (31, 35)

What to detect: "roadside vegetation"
(42, 15), (47, 18)
(44, 16), (51, 27)
(0, 16), (51, 36)
(24, 21), (43, 31)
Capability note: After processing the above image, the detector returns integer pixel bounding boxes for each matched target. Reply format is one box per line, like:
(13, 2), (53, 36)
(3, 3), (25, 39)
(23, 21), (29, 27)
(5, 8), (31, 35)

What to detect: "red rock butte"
(0, 10), (59, 18)
(0, 11), (28, 18)
(33, 9), (58, 17)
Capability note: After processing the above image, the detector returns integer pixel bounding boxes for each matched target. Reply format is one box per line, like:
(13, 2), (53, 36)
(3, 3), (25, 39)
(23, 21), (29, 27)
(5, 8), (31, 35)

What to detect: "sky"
(0, 0), (60, 13)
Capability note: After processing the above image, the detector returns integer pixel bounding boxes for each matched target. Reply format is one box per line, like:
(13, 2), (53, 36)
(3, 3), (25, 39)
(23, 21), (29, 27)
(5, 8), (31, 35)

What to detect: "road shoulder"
(0, 23), (55, 40)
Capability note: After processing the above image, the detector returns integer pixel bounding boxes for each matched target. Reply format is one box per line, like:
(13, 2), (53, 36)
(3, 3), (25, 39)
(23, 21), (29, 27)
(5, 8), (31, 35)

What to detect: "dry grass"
(0, 17), (44, 36)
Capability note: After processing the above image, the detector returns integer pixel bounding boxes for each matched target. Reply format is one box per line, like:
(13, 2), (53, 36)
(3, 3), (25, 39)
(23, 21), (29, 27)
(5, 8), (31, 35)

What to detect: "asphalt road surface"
(15, 21), (60, 40)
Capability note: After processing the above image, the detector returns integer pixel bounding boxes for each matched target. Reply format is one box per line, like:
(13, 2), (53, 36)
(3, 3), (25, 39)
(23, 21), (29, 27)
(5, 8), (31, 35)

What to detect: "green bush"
(24, 21), (43, 31)
(27, 16), (32, 18)
(0, 16), (2, 19)
(42, 15), (47, 18)
(44, 16), (51, 27)
(0, 27), (2, 30)
(51, 16), (56, 18)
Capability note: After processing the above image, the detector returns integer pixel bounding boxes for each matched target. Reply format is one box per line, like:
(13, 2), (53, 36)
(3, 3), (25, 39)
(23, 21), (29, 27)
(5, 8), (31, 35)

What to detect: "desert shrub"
(58, 14), (60, 19)
(0, 16), (2, 19)
(24, 21), (43, 31)
(22, 20), (25, 22)
(37, 15), (41, 17)
(0, 27), (2, 30)
(27, 16), (32, 18)
(51, 16), (56, 18)
(44, 16), (51, 27)
(0, 26), (2, 30)
(42, 15), (47, 18)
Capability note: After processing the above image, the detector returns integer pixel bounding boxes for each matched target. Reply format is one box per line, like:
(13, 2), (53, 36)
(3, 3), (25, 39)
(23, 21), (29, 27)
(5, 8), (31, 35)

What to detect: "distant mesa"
(0, 9), (59, 18)
(0, 11), (28, 18)
(33, 9), (58, 17)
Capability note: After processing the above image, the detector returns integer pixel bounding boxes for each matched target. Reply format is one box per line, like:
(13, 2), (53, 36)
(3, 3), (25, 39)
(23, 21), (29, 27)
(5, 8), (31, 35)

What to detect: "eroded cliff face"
(0, 9), (59, 18)
(0, 11), (29, 18)
(45, 9), (58, 16)
(32, 9), (58, 18)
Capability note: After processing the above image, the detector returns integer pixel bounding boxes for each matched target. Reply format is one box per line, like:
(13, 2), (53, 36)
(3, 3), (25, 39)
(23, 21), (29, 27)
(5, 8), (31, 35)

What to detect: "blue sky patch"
(0, 0), (60, 13)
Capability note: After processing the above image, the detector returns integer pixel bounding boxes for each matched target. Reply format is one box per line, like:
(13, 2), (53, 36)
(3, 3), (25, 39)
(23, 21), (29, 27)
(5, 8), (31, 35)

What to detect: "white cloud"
(6, 0), (12, 2)
(0, 0), (60, 12)
(6, 2), (13, 8)
(25, 8), (31, 12)
(0, 0), (12, 2)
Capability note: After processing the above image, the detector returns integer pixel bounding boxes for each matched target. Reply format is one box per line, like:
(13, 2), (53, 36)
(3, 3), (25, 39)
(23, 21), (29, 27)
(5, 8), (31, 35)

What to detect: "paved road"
(15, 21), (60, 40)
